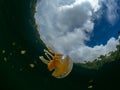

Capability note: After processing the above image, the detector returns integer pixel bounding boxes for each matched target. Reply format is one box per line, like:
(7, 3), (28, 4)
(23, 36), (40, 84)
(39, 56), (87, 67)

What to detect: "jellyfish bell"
(52, 55), (73, 78)
(39, 49), (73, 79)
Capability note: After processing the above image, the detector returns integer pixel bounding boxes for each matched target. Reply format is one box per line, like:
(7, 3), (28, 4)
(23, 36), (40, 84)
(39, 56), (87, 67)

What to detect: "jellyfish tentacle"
(47, 47), (55, 55)
(39, 56), (49, 65)
(44, 49), (54, 58)
(45, 53), (51, 60)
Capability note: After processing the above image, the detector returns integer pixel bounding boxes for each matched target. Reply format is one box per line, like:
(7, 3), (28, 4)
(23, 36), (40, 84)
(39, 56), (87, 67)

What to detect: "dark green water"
(0, 0), (120, 90)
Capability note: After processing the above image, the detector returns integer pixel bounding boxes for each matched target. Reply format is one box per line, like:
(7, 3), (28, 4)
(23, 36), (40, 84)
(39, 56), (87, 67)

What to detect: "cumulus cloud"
(102, 0), (119, 25)
(69, 37), (119, 62)
(35, 0), (119, 62)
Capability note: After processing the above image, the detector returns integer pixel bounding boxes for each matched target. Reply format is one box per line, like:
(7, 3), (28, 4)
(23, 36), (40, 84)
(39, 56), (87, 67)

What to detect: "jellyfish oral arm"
(39, 49), (54, 64)
(39, 56), (49, 65)
(44, 49), (54, 58)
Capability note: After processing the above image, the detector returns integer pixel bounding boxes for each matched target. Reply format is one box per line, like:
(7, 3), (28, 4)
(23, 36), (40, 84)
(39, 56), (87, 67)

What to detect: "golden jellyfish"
(39, 49), (73, 78)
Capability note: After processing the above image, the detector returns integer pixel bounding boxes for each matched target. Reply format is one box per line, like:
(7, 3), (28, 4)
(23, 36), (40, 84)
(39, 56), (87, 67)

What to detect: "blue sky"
(86, 0), (120, 47)
(35, 0), (120, 62)
(86, 15), (120, 47)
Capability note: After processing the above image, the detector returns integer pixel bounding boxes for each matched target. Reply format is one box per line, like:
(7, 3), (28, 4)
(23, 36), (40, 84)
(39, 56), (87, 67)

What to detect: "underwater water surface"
(0, 0), (120, 90)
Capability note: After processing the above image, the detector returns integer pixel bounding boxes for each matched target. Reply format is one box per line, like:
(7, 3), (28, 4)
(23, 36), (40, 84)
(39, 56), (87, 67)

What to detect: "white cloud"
(102, 0), (119, 25)
(35, 0), (119, 62)
(69, 37), (119, 62)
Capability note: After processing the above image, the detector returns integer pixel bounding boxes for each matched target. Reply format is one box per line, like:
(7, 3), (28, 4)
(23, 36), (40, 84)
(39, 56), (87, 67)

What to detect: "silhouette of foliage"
(76, 33), (120, 70)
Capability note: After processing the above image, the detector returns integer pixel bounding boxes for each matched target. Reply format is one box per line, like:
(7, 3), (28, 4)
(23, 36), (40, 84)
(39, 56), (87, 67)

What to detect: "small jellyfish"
(39, 49), (73, 78)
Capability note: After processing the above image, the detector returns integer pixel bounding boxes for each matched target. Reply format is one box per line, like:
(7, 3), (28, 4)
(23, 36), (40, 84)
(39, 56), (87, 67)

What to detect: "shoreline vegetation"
(75, 37), (120, 70)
